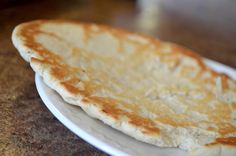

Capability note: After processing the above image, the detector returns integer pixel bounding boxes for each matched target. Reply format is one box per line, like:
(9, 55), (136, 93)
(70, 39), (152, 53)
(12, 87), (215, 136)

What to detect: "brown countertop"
(0, 0), (235, 155)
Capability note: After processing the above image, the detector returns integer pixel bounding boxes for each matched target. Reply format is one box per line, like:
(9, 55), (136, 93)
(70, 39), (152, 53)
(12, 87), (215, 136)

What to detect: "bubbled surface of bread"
(12, 20), (236, 154)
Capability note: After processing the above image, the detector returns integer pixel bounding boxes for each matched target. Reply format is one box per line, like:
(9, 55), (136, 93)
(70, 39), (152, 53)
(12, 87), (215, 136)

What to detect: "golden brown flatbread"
(12, 20), (236, 156)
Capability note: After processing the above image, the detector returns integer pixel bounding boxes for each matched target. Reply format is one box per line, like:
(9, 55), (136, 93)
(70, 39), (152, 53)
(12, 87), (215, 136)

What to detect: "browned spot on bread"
(128, 113), (160, 134)
(20, 20), (62, 62)
(207, 137), (236, 146)
(207, 126), (216, 131)
(232, 103), (236, 109)
(87, 96), (160, 134)
(61, 82), (81, 94)
(219, 123), (236, 135)
(89, 96), (129, 118)
(51, 66), (68, 80)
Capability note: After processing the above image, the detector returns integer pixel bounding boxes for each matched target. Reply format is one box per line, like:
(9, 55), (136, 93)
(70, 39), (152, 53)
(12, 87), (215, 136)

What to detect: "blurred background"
(1, 0), (236, 66)
(0, 0), (235, 155)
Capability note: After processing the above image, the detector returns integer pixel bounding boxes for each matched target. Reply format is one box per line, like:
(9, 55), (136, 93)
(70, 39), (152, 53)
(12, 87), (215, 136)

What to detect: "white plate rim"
(35, 75), (130, 156)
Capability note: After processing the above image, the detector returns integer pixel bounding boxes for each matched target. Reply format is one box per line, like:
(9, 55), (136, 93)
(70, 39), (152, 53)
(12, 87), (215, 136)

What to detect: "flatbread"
(12, 20), (236, 155)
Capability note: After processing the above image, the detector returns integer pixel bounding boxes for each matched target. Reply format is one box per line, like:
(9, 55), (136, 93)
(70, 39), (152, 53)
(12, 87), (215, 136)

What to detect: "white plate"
(35, 59), (236, 156)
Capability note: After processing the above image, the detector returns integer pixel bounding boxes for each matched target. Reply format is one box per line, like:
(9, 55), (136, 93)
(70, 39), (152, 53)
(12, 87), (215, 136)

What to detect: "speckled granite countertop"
(0, 0), (235, 155)
(0, 28), (106, 156)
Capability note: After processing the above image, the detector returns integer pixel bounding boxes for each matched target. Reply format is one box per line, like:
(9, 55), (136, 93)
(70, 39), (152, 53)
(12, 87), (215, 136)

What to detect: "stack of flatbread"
(12, 20), (236, 156)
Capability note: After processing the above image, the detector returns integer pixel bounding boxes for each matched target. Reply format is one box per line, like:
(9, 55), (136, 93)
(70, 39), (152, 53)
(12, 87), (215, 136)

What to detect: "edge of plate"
(35, 74), (130, 156)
